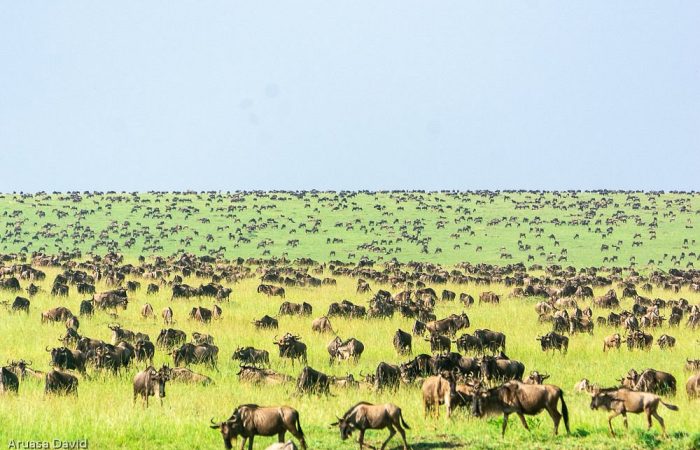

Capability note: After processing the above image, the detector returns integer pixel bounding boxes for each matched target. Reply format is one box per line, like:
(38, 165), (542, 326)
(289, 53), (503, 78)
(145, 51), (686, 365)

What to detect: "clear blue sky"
(1, 2), (698, 191)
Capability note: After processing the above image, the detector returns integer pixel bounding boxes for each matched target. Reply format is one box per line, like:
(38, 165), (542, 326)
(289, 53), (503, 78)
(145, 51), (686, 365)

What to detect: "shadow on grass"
(411, 442), (464, 450)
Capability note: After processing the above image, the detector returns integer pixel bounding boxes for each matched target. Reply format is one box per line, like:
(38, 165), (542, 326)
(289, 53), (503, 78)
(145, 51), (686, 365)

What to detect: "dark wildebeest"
(327, 337), (365, 364)
(536, 332), (569, 354)
(311, 316), (334, 333)
(135, 339), (156, 365)
(108, 324), (140, 345)
(190, 306), (213, 323)
(375, 362), (401, 391)
(685, 359), (700, 372)
(0, 366), (19, 393)
(133, 365), (170, 407)
(232, 347), (270, 367)
(6, 360), (44, 381)
(686, 374), (700, 399)
(44, 369), (78, 395)
(657, 334), (676, 350)
(141, 303), (155, 319)
(65, 315), (80, 331)
(590, 388), (678, 437)
(479, 291), (500, 305)
(460, 293), (475, 306)
(296, 366), (330, 395)
(162, 307), (174, 325)
(603, 333), (622, 352)
(210, 404), (307, 450)
(192, 332), (214, 345)
(170, 367), (213, 385)
(274, 334), (307, 365)
(524, 371), (550, 385)
(331, 402), (410, 450)
(279, 302), (312, 316)
(48, 346), (86, 373)
(473, 329), (506, 354)
(238, 366), (293, 386)
(41, 306), (74, 324)
(147, 283), (160, 295)
(11, 296), (30, 313)
(472, 381), (570, 436)
(626, 330), (653, 351)
(479, 355), (525, 383)
(393, 329), (412, 355)
(441, 290), (456, 301)
(412, 320), (427, 336)
(257, 284), (286, 298)
(455, 333), (482, 354)
(422, 372), (456, 418)
(157, 328), (187, 349)
(60, 327), (81, 347)
(172, 343), (219, 368)
(622, 369), (677, 395)
(399, 354), (433, 384)
(426, 333), (451, 354)
(426, 313), (470, 337)
(79, 300), (94, 317)
(253, 315), (279, 329)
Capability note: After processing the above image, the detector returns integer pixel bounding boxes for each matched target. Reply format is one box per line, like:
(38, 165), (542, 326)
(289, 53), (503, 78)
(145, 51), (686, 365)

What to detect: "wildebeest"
(237, 366), (293, 385)
(524, 371), (551, 385)
(603, 333), (622, 352)
(169, 367), (213, 385)
(590, 387), (678, 437)
(6, 359), (44, 381)
(393, 329), (412, 355)
(11, 296), (30, 313)
(232, 347), (270, 367)
(473, 329), (506, 354)
(274, 334), (307, 365)
(162, 307), (174, 325)
(141, 303), (155, 319)
(44, 369), (78, 395)
(422, 372), (456, 418)
(135, 339), (156, 364)
(0, 366), (19, 393)
(210, 404), (307, 450)
(626, 330), (653, 351)
(192, 332), (214, 346)
(257, 284), (286, 298)
(133, 365), (170, 407)
(311, 316), (334, 333)
(685, 359), (700, 372)
(253, 315), (279, 329)
(622, 369), (677, 395)
(157, 328), (187, 349)
(172, 343), (219, 368)
(375, 362), (401, 391)
(327, 337), (364, 364)
(331, 402), (410, 450)
(479, 355), (525, 383)
(472, 381), (570, 436)
(296, 366), (330, 395)
(48, 346), (86, 373)
(79, 300), (94, 317)
(425, 312), (470, 337)
(657, 334), (676, 350)
(686, 373), (700, 399)
(479, 291), (500, 305)
(190, 306), (213, 323)
(536, 332), (569, 354)
(41, 306), (74, 324)
(279, 301), (312, 316)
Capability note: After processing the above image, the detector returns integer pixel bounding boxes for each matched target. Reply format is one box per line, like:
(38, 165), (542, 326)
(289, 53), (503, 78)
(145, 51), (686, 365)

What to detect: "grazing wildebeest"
(11, 296), (30, 313)
(686, 374), (700, 399)
(524, 371), (550, 385)
(536, 332), (569, 354)
(147, 283), (160, 295)
(327, 337), (365, 364)
(422, 372), (456, 418)
(296, 366), (330, 395)
(472, 381), (570, 436)
(192, 332), (214, 345)
(622, 369), (677, 395)
(426, 333), (451, 354)
(590, 388), (678, 437)
(279, 302), (312, 316)
(237, 366), (293, 385)
(162, 307), (174, 325)
(48, 346), (86, 373)
(626, 330), (653, 351)
(44, 369), (78, 395)
(65, 315), (79, 331)
(41, 306), (74, 324)
(274, 334), (307, 365)
(657, 334), (676, 349)
(135, 339), (156, 364)
(257, 284), (286, 298)
(331, 402), (410, 450)
(0, 366), (19, 393)
(412, 320), (426, 336)
(479, 355), (525, 383)
(190, 306), (213, 323)
(685, 359), (700, 372)
(253, 315), (279, 329)
(441, 290), (456, 301)
(141, 303), (155, 319)
(393, 329), (412, 355)
(210, 404), (307, 450)
(79, 300), (94, 317)
(172, 343), (219, 368)
(479, 291), (500, 305)
(603, 333), (622, 352)
(311, 316), (334, 333)
(133, 365), (170, 407)
(473, 329), (506, 353)
(459, 293), (474, 306)
(157, 328), (187, 349)
(375, 362), (401, 391)
(170, 367), (213, 385)
(232, 347), (270, 367)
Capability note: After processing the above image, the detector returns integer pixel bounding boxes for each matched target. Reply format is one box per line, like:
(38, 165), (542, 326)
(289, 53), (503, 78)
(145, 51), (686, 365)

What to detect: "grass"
(0, 266), (698, 449)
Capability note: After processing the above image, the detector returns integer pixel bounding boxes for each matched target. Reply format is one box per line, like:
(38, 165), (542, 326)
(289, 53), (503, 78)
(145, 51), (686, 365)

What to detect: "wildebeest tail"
(295, 413), (305, 437)
(560, 390), (570, 433)
(661, 401), (679, 411)
(399, 409), (410, 429)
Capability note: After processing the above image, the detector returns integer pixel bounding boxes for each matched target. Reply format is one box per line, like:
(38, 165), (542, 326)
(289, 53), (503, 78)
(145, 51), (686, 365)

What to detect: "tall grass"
(0, 267), (697, 449)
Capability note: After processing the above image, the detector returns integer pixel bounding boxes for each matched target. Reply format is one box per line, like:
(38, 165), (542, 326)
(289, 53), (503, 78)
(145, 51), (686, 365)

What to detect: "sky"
(0, 2), (698, 191)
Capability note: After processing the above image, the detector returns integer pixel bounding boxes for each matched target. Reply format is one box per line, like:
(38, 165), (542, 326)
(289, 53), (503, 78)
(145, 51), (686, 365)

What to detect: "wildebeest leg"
(516, 413), (530, 432)
(278, 431), (285, 443)
(239, 437), (247, 450)
(547, 406), (561, 435)
(501, 413), (510, 436)
(651, 411), (666, 437)
(396, 423), (409, 450)
(621, 412), (628, 431)
(247, 436), (254, 450)
(358, 429), (365, 450)
(607, 411), (620, 436)
(381, 425), (396, 450)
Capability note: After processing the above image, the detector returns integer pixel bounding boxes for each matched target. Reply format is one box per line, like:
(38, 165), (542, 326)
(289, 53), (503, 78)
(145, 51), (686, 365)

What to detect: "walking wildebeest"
(210, 404), (307, 450)
(472, 381), (570, 436)
(331, 402), (410, 450)
(590, 387), (678, 437)
(133, 365), (170, 407)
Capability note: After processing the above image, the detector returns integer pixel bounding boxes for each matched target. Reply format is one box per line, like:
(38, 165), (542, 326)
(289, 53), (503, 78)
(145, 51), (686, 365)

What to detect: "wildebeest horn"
(26, 360), (32, 366)
(45, 346), (51, 352)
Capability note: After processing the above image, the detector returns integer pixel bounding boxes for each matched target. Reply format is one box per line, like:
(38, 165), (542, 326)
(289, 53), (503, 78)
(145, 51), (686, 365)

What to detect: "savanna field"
(0, 191), (698, 450)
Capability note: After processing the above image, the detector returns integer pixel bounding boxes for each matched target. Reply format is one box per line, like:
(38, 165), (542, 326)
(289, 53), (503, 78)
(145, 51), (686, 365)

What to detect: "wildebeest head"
(330, 416), (355, 440)
(210, 412), (245, 450)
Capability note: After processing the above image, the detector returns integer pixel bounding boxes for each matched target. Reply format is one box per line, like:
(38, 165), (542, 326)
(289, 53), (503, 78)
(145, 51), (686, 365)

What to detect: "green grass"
(0, 266), (698, 449)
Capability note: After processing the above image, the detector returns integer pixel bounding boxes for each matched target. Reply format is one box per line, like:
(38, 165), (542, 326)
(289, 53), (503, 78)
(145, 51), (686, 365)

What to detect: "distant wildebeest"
(296, 366), (330, 395)
(0, 366), (19, 393)
(79, 300), (94, 317)
(189, 306), (213, 323)
(253, 315), (279, 329)
(192, 332), (214, 345)
(479, 355), (525, 383)
(135, 339), (156, 365)
(44, 369), (78, 396)
(327, 337), (364, 364)
(172, 343), (218, 368)
(626, 330), (653, 351)
(603, 333), (622, 352)
(274, 334), (307, 365)
(48, 346), (86, 373)
(157, 328), (187, 349)
(279, 301), (312, 316)
(657, 334), (676, 350)
(11, 296), (30, 313)
(210, 404), (307, 450)
(686, 374), (700, 399)
(621, 368), (676, 395)
(524, 371), (550, 385)
(311, 316), (334, 333)
(472, 381), (570, 436)
(426, 333), (451, 354)
(331, 402), (410, 450)
(232, 347), (270, 367)
(41, 306), (74, 324)
(473, 329), (507, 354)
(169, 367), (212, 385)
(133, 365), (170, 407)
(141, 303), (155, 319)
(147, 283), (159, 295)
(479, 291), (500, 305)
(257, 284), (286, 298)
(537, 332), (569, 354)
(393, 329), (412, 355)
(237, 366), (293, 386)
(162, 307), (174, 325)
(590, 387), (678, 437)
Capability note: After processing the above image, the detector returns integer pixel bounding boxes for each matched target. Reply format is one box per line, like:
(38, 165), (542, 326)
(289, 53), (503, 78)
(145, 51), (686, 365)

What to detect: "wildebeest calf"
(332, 402), (410, 450)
